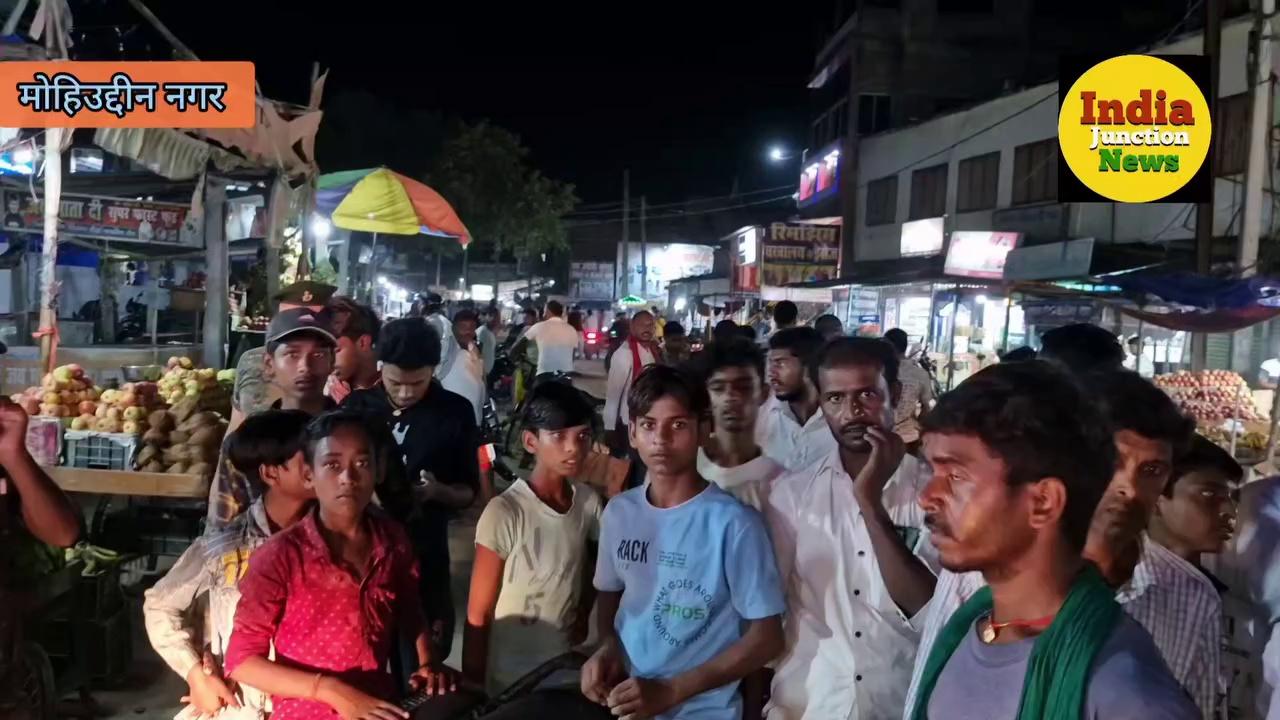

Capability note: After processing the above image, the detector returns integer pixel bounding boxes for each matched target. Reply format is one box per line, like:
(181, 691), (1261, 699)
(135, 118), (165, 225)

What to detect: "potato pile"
(134, 396), (226, 477)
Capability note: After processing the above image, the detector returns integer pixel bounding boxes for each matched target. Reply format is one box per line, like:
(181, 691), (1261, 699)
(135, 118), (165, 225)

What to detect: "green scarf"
(909, 566), (1121, 720)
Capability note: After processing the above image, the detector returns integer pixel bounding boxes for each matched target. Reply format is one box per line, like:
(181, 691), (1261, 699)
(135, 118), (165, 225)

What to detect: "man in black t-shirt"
(344, 318), (479, 659)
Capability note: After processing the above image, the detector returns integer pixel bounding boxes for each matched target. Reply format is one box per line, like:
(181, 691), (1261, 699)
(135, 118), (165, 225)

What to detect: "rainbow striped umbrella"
(316, 167), (471, 246)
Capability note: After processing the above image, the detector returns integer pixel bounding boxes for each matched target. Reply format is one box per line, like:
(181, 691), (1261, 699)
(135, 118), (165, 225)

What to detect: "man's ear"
(1027, 477), (1068, 534)
(301, 462), (314, 490)
(629, 419), (639, 447)
(522, 429), (539, 456)
(358, 335), (374, 352)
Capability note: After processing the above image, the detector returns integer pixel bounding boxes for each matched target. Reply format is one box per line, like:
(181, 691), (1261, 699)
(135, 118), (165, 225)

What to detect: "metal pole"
(369, 232), (378, 304)
(201, 180), (228, 369)
(1001, 293), (1013, 354)
(945, 285), (958, 391)
(621, 170), (630, 298)
(37, 126), (61, 373)
(1192, 0), (1223, 370)
(640, 196), (647, 300)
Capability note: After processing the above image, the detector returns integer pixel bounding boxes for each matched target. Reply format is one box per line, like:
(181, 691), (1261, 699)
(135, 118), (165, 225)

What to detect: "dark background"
(77, 0), (831, 205)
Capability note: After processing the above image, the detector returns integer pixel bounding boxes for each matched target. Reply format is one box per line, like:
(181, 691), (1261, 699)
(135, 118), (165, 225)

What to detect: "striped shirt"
(902, 535), (1221, 719)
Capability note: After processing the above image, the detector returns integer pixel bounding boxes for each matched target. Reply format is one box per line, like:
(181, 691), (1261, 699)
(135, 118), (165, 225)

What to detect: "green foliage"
(427, 122), (577, 265)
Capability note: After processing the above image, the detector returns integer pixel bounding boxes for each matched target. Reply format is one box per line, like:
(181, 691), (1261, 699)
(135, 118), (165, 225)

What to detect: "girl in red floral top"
(226, 411), (459, 720)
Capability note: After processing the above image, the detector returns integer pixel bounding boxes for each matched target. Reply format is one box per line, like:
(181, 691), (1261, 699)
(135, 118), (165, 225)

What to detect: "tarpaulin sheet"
(1116, 304), (1280, 333)
(1111, 272), (1280, 310)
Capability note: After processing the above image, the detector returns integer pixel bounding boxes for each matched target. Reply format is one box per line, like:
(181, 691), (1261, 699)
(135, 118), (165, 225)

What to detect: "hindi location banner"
(0, 61), (255, 128)
(761, 222), (841, 287)
(2, 190), (190, 245)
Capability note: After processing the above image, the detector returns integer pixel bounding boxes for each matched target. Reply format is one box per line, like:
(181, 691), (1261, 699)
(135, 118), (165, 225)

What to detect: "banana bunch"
(64, 542), (124, 576)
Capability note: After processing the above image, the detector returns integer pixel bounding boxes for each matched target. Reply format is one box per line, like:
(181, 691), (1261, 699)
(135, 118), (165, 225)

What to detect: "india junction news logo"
(1058, 55), (1212, 203)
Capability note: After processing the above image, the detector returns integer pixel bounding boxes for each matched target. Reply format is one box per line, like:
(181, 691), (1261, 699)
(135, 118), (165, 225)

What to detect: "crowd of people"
(6, 284), (1280, 720)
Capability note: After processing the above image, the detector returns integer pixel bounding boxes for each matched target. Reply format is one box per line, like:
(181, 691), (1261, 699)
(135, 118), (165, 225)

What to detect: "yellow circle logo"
(1058, 55), (1211, 203)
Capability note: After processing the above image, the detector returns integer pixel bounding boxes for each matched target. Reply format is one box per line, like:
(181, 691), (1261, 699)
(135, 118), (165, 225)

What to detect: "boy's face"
(1155, 467), (1238, 555)
(306, 425), (376, 516)
(523, 424), (592, 477)
(454, 319), (477, 348)
(262, 450), (314, 502)
(707, 365), (762, 434)
(767, 349), (807, 401)
(630, 395), (704, 477)
(382, 362), (433, 409)
(333, 334), (373, 383)
(265, 336), (334, 403)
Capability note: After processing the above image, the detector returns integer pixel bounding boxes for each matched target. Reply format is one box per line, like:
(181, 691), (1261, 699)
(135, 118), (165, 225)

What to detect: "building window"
(937, 0), (994, 12)
(1215, 92), (1250, 176)
(1012, 139), (1058, 205)
(909, 164), (948, 220)
(70, 147), (104, 174)
(857, 94), (892, 134)
(957, 152), (999, 212)
(865, 175), (898, 226)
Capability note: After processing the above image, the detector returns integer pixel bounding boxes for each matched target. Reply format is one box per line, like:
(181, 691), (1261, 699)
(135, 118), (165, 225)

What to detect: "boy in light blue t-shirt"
(583, 365), (786, 720)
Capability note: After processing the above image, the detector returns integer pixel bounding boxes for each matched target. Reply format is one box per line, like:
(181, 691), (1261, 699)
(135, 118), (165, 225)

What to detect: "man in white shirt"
(602, 311), (658, 439)
(476, 308), (501, 379)
(437, 309), (486, 424)
(512, 300), (580, 377)
(884, 328), (933, 454)
(756, 327), (836, 471)
(902, 369), (1221, 719)
(697, 338), (785, 511)
(765, 337), (939, 720)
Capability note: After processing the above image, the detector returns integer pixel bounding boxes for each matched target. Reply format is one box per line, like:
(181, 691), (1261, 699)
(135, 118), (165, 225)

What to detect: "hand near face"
(853, 425), (905, 507)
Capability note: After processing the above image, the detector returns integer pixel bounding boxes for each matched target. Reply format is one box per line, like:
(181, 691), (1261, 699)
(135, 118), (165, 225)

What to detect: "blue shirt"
(595, 482), (786, 720)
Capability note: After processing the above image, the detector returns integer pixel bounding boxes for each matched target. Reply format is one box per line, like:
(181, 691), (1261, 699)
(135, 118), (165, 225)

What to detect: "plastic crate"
(62, 431), (138, 471)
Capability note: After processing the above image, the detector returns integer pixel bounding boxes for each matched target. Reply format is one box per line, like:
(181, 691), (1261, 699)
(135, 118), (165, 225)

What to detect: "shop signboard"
(761, 222), (841, 286)
(1002, 237), (1095, 281)
(2, 189), (190, 244)
(797, 145), (840, 207)
(570, 261), (613, 301)
(733, 226), (760, 293)
(944, 231), (1021, 279)
(1021, 299), (1100, 329)
(900, 217), (945, 257)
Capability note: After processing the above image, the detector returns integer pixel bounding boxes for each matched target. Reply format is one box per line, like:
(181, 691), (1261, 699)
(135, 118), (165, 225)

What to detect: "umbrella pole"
(369, 232), (379, 305)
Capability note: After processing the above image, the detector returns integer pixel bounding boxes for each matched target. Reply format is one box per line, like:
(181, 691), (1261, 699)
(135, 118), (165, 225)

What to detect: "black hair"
(701, 337), (765, 382)
(1168, 434), (1243, 495)
(546, 300), (564, 317)
(523, 307), (538, 318)
(304, 410), (376, 465)
(627, 364), (709, 420)
(377, 318), (442, 369)
(329, 296), (381, 343)
(1039, 323), (1124, 375)
(737, 325), (757, 341)
(769, 326), (825, 367)
(664, 321), (686, 337)
(809, 336), (900, 390)
(453, 309), (479, 326)
(774, 300), (798, 326)
(226, 409), (311, 490)
(713, 320), (739, 344)
(884, 328), (909, 354)
(814, 314), (843, 338)
(522, 382), (595, 432)
(1089, 370), (1195, 457)
(1000, 346), (1038, 363)
(921, 360), (1116, 551)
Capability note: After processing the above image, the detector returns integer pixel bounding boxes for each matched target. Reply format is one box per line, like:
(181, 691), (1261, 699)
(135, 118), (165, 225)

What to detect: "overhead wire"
(565, 192), (796, 226)
(565, 183), (798, 218)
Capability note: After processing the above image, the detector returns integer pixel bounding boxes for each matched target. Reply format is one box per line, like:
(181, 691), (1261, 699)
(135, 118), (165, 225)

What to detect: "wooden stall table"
(47, 467), (209, 568)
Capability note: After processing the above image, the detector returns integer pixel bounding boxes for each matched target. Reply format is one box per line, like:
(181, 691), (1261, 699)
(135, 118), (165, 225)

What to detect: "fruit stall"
(12, 357), (233, 511)
(1154, 369), (1273, 464)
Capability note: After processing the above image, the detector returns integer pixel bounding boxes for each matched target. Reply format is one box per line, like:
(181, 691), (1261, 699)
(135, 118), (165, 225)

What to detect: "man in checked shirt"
(903, 369), (1222, 719)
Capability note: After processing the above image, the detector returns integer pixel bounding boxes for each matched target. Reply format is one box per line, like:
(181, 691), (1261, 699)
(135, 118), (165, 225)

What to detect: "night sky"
(131, 0), (828, 205)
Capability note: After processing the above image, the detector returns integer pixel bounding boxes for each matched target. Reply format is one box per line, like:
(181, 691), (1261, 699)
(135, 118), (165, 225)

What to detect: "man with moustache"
(910, 361), (1195, 719)
(902, 369), (1220, 719)
(764, 338), (938, 720)
(756, 327), (835, 471)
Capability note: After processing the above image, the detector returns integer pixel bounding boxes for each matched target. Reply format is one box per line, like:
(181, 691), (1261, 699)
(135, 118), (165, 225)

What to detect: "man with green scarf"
(910, 361), (1196, 719)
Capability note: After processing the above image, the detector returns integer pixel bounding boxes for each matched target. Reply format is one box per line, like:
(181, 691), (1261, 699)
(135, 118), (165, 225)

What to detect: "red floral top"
(225, 508), (424, 719)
